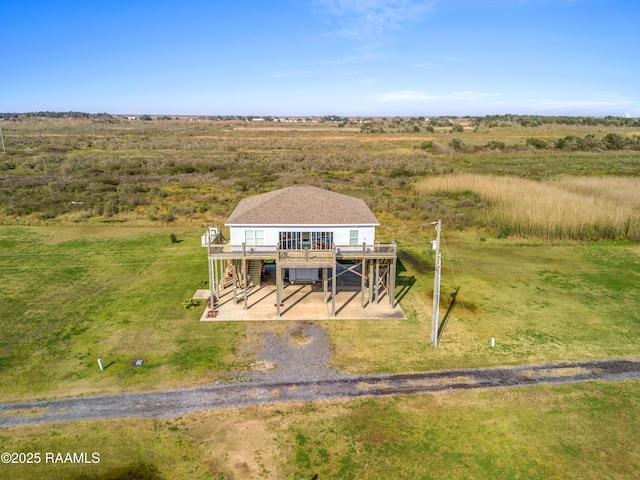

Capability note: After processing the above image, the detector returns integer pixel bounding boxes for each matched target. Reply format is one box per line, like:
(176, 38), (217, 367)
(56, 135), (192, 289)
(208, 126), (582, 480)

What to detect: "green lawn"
(2, 226), (639, 401)
(2, 380), (639, 479)
(328, 231), (640, 373)
(0, 226), (243, 401)
(281, 380), (640, 479)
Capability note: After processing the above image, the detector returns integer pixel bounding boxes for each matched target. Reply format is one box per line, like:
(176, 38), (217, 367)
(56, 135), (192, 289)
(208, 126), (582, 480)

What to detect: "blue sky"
(1, 0), (638, 116)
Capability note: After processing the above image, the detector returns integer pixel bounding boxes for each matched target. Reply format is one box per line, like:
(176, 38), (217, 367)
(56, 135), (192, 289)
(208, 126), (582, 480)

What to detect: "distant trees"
(471, 114), (640, 128)
(0, 111), (112, 120)
(533, 133), (640, 151)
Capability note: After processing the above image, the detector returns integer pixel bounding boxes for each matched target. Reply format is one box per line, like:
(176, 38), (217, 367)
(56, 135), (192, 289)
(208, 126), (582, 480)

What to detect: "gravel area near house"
(243, 322), (351, 383)
(1, 322), (640, 427)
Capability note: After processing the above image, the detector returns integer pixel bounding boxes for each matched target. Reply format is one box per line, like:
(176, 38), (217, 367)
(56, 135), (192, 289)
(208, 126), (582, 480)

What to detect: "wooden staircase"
(247, 260), (262, 285)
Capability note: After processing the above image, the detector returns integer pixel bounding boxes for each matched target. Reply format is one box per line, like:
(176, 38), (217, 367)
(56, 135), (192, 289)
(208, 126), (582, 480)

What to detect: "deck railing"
(334, 243), (397, 257)
(207, 242), (397, 260)
(278, 249), (335, 264)
(207, 244), (279, 257)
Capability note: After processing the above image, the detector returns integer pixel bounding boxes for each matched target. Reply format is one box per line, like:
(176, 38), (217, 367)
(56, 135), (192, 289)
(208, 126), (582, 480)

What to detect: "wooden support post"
(323, 267), (328, 303)
(276, 265), (282, 318)
(208, 257), (215, 309)
(216, 259), (222, 297)
(211, 257), (217, 298)
(375, 259), (380, 304)
(232, 261), (237, 301)
(385, 262), (390, 298)
(219, 260), (226, 291)
(243, 260), (248, 310)
(368, 261), (374, 305)
(389, 248), (397, 307)
(331, 264), (337, 317)
(361, 258), (366, 308)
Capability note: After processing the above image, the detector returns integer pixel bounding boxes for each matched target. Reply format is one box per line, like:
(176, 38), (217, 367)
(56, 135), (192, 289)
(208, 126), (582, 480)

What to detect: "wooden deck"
(206, 243), (397, 263)
(204, 242), (398, 318)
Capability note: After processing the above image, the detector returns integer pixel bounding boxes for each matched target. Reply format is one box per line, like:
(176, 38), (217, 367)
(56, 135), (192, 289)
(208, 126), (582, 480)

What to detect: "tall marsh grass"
(416, 174), (640, 240)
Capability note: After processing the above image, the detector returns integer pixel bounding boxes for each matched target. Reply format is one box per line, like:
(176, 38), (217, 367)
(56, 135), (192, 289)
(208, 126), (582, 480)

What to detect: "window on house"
(279, 232), (300, 249)
(312, 232), (333, 249)
(349, 230), (359, 245)
(244, 230), (265, 245)
(301, 232), (311, 249)
(279, 231), (333, 249)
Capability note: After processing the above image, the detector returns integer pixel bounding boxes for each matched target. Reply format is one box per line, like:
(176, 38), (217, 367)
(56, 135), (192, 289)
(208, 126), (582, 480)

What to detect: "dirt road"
(2, 358), (639, 427)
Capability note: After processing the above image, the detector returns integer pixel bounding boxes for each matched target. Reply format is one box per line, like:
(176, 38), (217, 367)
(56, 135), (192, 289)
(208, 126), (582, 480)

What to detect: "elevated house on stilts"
(202, 185), (398, 319)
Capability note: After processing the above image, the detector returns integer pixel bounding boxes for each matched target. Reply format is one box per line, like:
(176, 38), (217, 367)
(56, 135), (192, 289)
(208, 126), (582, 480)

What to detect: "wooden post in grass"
(431, 219), (442, 347)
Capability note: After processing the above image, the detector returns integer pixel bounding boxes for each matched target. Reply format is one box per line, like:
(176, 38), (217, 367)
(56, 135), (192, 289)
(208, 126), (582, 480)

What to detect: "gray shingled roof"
(225, 185), (379, 225)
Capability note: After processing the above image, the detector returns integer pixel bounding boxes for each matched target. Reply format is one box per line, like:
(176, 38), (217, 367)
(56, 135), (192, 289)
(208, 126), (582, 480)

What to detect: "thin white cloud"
(315, 0), (437, 41)
(371, 89), (501, 102)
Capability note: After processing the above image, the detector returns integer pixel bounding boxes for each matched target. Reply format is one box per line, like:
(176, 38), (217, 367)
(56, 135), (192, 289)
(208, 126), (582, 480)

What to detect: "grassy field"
(416, 174), (640, 240)
(329, 232), (640, 373)
(0, 226), (244, 401)
(1, 115), (640, 478)
(2, 225), (639, 402)
(2, 380), (640, 479)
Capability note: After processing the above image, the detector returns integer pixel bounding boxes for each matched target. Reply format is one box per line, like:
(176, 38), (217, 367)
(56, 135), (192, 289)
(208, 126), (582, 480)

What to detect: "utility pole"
(431, 219), (442, 347)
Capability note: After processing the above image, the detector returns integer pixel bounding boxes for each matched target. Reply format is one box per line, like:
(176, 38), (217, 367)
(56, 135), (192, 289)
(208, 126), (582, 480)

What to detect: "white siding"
(229, 225), (376, 246)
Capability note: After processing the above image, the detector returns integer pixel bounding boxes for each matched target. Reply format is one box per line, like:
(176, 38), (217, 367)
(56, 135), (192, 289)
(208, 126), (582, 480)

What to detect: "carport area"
(195, 265), (406, 321)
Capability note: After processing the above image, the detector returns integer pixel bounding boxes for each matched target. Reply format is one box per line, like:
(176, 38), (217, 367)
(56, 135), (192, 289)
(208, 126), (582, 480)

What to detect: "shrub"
(448, 138), (465, 150)
(485, 140), (505, 151)
(526, 137), (548, 149)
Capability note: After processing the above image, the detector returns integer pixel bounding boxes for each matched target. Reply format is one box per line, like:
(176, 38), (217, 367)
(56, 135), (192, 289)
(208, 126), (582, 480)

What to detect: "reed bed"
(416, 173), (640, 240)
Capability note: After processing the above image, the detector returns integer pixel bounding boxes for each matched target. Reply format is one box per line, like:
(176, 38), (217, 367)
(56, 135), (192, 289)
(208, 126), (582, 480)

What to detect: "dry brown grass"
(416, 173), (640, 240)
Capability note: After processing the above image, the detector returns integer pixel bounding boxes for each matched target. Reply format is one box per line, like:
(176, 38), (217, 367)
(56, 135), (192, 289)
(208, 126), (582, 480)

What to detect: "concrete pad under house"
(194, 282), (406, 321)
